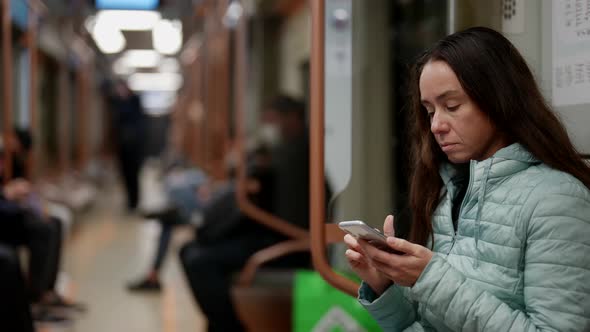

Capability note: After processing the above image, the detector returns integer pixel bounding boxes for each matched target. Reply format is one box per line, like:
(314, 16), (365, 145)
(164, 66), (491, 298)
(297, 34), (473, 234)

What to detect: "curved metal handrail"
(236, 239), (311, 287)
(235, 224), (348, 288)
(310, 0), (358, 297)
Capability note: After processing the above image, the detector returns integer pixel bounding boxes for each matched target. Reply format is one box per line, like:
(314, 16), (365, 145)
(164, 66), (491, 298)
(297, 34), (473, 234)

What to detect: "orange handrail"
(2, 0), (13, 182)
(27, 5), (39, 180)
(76, 66), (89, 171)
(200, 1), (232, 181)
(309, 0), (358, 297)
(236, 239), (311, 286)
(57, 63), (71, 175)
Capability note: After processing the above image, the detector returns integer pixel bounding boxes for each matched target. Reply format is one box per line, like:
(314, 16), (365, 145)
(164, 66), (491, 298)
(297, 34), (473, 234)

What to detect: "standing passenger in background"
(344, 27), (590, 331)
(108, 80), (147, 212)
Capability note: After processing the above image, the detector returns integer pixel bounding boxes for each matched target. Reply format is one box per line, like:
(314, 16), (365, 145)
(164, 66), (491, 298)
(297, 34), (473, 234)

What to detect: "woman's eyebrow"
(436, 90), (461, 101)
(421, 90), (461, 104)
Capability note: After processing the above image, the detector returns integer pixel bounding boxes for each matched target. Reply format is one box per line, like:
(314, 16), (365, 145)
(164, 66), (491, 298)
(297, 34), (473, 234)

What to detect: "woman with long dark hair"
(344, 27), (590, 331)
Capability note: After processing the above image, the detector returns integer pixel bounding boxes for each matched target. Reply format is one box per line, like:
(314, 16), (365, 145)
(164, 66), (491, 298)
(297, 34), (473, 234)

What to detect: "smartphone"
(339, 220), (403, 254)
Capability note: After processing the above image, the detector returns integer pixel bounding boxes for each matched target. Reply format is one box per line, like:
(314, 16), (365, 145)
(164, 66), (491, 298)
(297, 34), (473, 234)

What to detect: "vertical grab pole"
(2, 0), (13, 182)
(234, 0), (246, 197)
(310, 0), (358, 296)
(28, 4), (39, 180)
(76, 66), (89, 171)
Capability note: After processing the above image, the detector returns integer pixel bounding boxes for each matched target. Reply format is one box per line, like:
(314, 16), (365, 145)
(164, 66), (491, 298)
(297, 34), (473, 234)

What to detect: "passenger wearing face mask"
(258, 122), (281, 147)
(179, 95), (325, 332)
(263, 96), (311, 231)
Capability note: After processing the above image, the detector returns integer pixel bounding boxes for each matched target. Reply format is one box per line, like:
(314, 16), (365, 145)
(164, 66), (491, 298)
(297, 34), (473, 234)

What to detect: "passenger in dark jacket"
(179, 95), (313, 332)
(0, 244), (34, 332)
(108, 80), (147, 211)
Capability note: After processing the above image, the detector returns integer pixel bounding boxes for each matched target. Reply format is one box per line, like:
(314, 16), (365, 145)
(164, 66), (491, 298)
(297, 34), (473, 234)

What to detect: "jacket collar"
(439, 143), (541, 185)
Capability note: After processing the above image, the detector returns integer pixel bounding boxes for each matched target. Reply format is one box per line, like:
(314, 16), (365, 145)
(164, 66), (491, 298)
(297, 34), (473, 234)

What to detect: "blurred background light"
(158, 57), (180, 72)
(140, 91), (177, 115)
(91, 17), (126, 54)
(128, 72), (183, 91)
(117, 49), (162, 68)
(223, 0), (244, 29)
(90, 10), (161, 31)
(153, 19), (183, 55)
(96, 0), (159, 10)
(112, 60), (134, 76)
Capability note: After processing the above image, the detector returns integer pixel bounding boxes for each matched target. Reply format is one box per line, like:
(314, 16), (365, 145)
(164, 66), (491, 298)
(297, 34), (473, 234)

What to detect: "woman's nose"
(430, 111), (448, 134)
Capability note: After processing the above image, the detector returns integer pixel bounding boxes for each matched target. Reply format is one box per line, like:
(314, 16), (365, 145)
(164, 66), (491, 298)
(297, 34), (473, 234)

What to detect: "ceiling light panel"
(128, 72), (183, 91)
(120, 49), (162, 68)
(95, 10), (161, 31)
(96, 0), (159, 11)
(153, 19), (183, 55)
(92, 18), (126, 54)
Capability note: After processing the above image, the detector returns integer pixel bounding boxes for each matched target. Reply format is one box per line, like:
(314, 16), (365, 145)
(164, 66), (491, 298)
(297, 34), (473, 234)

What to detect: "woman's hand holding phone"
(343, 215), (398, 295)
(344, 215), (434, 289)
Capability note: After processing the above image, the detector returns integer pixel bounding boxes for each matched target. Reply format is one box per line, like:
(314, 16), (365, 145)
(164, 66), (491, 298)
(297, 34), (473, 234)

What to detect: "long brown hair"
(407, 27), (590, 246)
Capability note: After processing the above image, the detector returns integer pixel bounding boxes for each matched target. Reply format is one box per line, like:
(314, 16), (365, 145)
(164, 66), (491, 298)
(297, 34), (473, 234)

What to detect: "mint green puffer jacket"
(358, 144), (590, 331)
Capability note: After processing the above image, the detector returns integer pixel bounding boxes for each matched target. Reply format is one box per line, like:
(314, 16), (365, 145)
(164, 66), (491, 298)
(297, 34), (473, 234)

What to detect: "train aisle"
(41, 184), (206, 332)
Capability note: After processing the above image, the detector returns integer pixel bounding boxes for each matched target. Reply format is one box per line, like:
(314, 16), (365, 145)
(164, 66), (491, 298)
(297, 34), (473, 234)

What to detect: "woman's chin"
(446, 152), (470, 164)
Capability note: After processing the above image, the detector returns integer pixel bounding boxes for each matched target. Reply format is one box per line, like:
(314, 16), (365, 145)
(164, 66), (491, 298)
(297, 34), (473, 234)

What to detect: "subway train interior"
(1, 0), (589, 331)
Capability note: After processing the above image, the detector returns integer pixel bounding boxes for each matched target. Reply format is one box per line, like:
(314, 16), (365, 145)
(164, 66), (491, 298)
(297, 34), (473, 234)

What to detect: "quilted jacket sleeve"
(358, 282), (422, 331)
(408, 180), (590, 331)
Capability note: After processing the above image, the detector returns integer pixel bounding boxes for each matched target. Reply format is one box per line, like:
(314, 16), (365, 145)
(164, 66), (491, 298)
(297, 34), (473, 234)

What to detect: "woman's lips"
(440, 143), (457, 152)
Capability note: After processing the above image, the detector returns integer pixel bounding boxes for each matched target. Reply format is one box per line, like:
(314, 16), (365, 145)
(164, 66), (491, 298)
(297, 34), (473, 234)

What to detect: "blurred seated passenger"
(127, 127), (208, 292)
(344, 27), (590, 331)
(0, 244), (34, 332)
(0, 183), (74, 325)
(178, 95), (315, 332)
(128, 143), (272, 292)
(0, 129), (85, 323)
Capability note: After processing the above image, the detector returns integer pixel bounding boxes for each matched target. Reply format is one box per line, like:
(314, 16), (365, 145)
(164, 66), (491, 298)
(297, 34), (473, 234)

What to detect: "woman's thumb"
(383, 215), (395, 237)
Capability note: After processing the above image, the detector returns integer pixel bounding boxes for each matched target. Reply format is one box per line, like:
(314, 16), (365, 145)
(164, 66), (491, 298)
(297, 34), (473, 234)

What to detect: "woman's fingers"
(386, 237), (420, 256)
(343, 234), (361, 251)
(383, 215), (395, 237)
(345, 249), (364, 262)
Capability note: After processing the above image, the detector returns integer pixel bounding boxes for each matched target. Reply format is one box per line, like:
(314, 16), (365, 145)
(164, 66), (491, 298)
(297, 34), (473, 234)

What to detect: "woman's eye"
(447, 105), (460, 111)
(427, 112), (434, 121)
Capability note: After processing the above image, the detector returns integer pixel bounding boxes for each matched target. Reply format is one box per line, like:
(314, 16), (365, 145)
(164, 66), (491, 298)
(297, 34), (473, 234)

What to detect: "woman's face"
(419, 60), (507, 163)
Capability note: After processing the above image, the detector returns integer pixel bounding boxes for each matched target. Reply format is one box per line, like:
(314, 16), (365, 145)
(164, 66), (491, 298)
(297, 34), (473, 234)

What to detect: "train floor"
(39, 184), (206, 332)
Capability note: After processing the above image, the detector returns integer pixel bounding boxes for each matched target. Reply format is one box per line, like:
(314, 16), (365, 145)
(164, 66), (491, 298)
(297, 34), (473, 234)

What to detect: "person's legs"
(128, 211), (182, 292)
(179, 241), (244, 332)
(45, 202), (73, 241)
(127, 157), (141, 210)
(118, 148), (141, 210)
(0, 245), (35, 332)
(21, 213), (54, 302)
(127, 225), (171, 292)
(0, 207), (74, 322)
(152, 222), (173, 273)
(0, 205), (53, 302)
(151, 209), (184, 273)
(43, 218), (62, 294)
(36, 218), (85, 311)
(179, 232), (277, 332)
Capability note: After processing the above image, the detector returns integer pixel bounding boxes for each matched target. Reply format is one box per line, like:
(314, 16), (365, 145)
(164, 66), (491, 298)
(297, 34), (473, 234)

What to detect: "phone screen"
(339, 220), (404, 255)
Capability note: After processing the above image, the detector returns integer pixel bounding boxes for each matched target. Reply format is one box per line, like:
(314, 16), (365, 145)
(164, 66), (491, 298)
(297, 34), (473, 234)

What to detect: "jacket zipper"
(448, 160), (474, 255)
